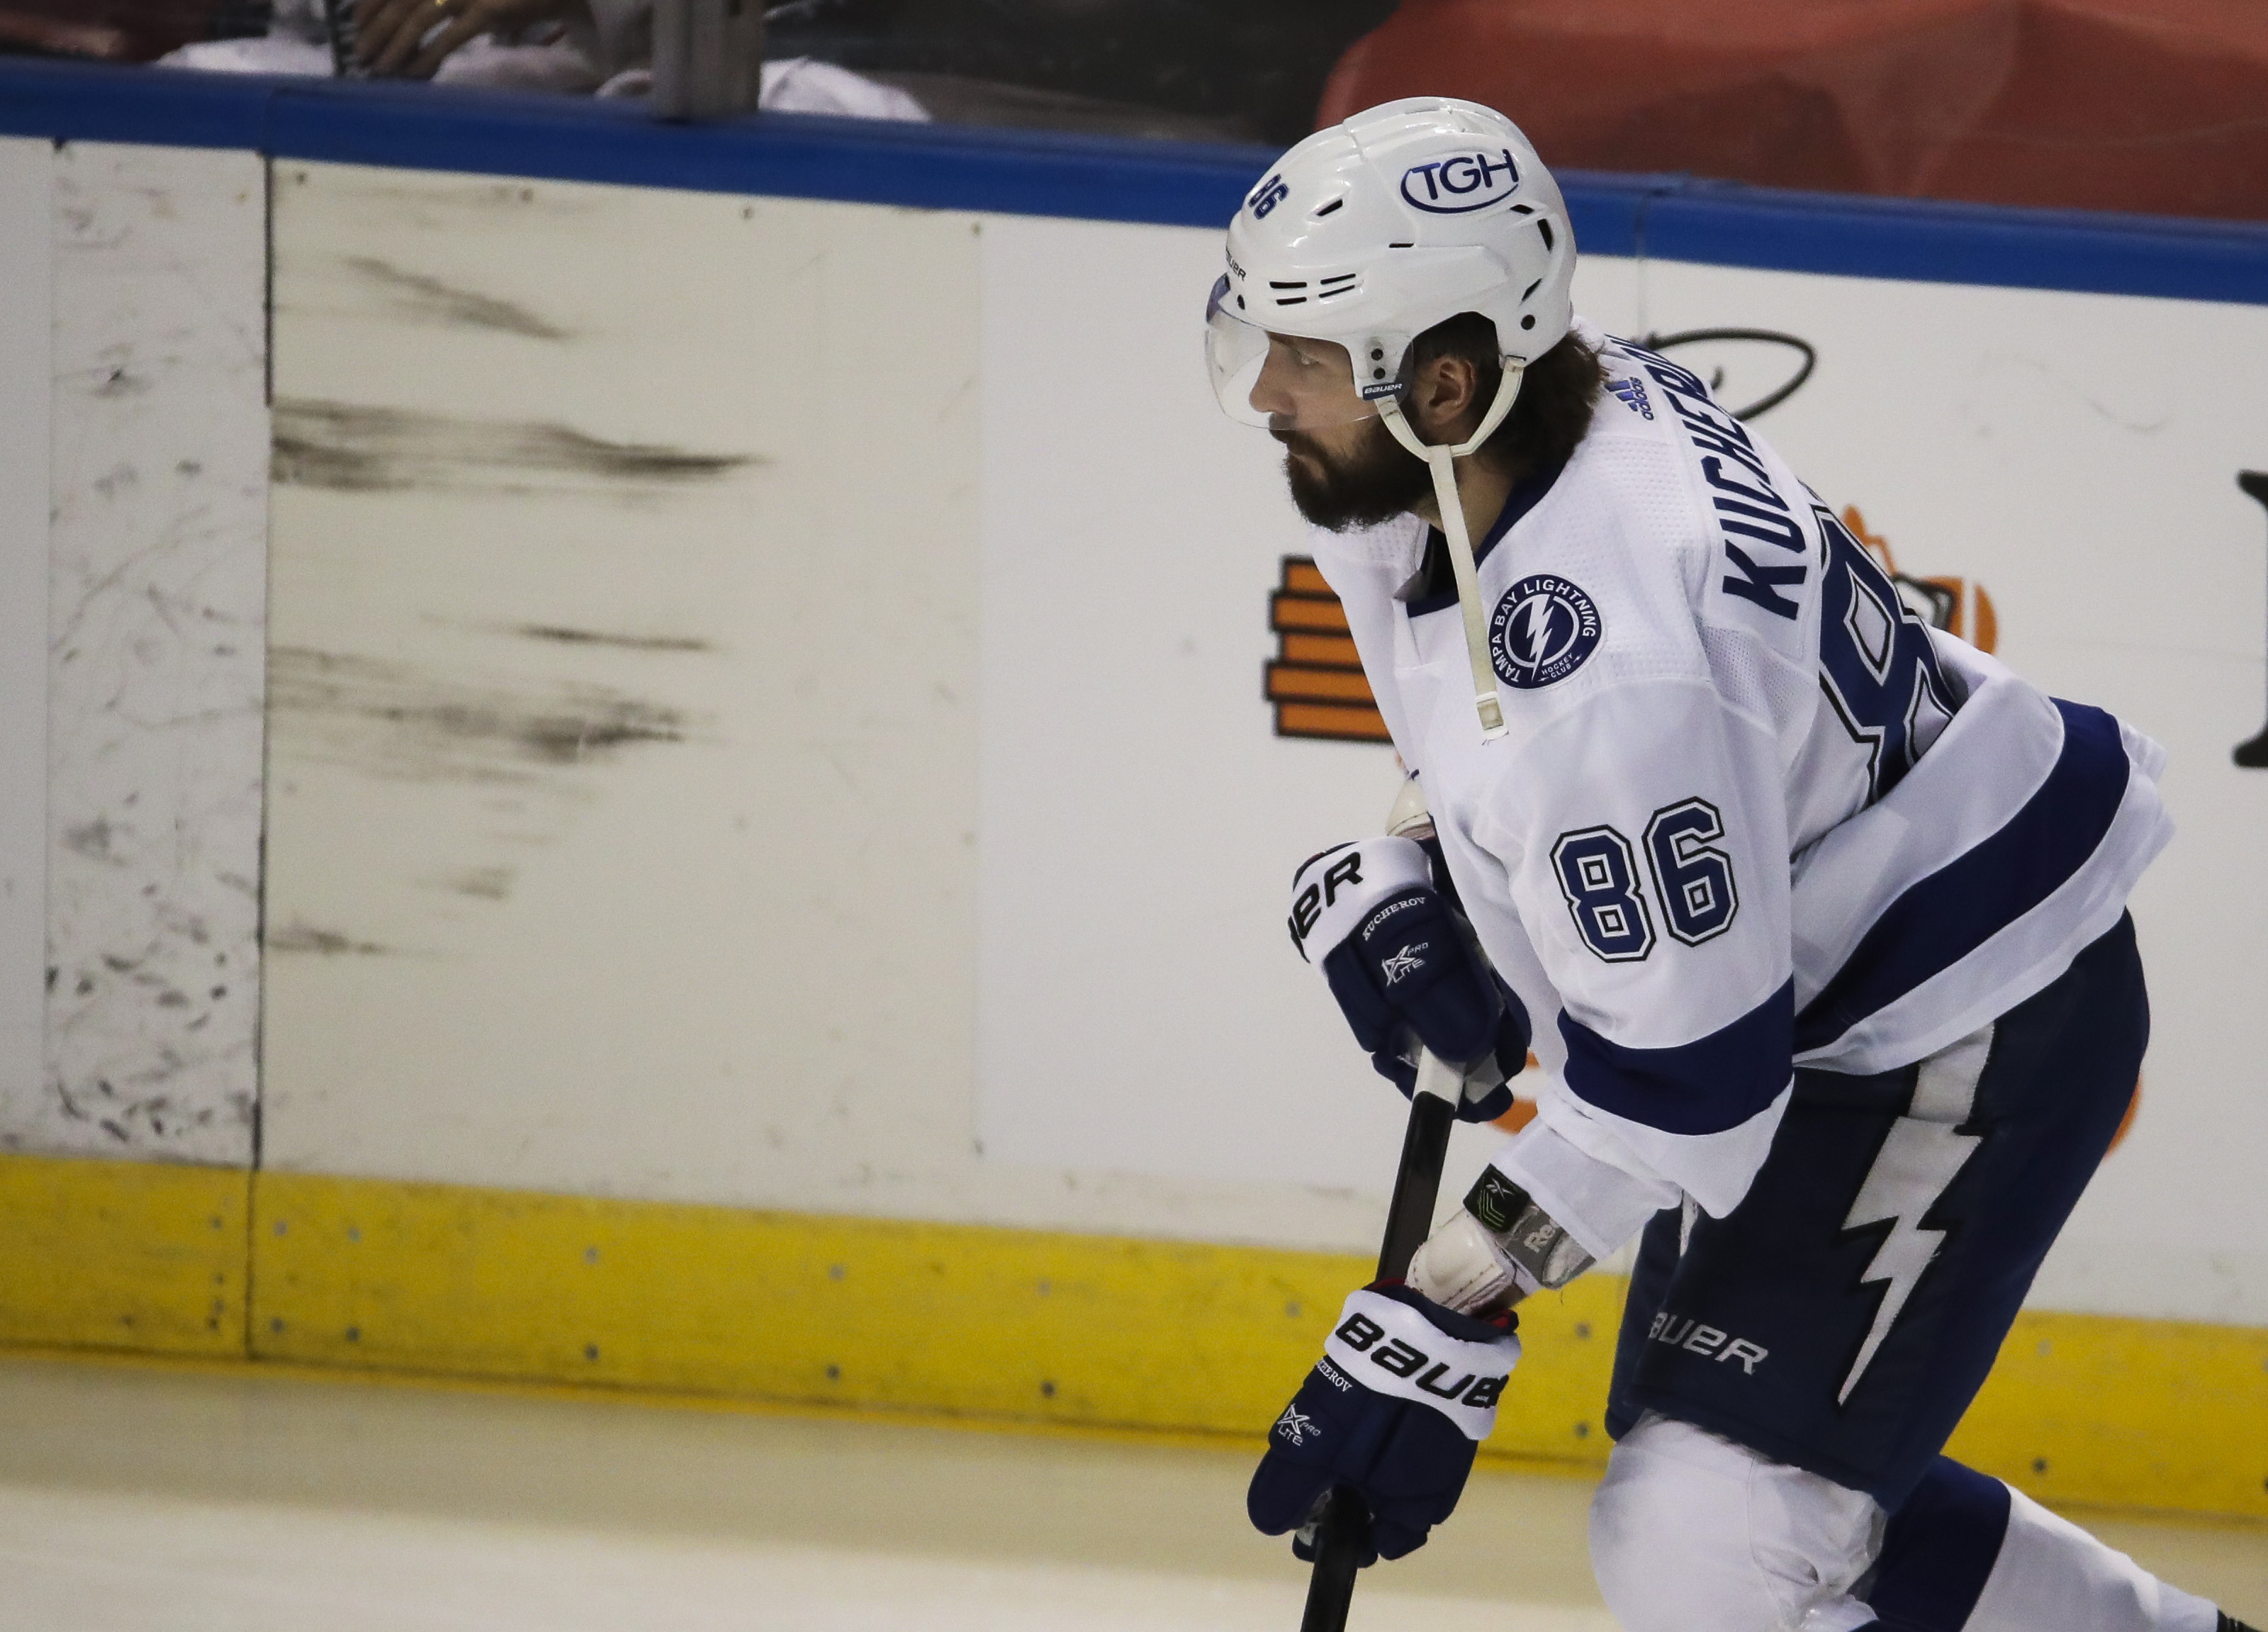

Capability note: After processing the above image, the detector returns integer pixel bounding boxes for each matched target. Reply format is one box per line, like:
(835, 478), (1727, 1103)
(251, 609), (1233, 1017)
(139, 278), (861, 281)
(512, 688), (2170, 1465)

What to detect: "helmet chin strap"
(1377, 362), (1525, 741)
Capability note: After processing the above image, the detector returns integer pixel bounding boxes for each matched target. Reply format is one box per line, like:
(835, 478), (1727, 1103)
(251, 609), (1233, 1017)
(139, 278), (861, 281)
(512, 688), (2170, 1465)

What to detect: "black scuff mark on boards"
(61, 817), (128, 865)
(93, 361), (155, 398)
(335, 177), (596, 220)
(268, 922), (391, 956)
(512, 625), (713, 654)
(344, 256), (573, 341)
(48, 1080), (220, 1144)
(433, 866), (514, 900)
(271, 400), (763, 496)
(269, 647), (700, 786)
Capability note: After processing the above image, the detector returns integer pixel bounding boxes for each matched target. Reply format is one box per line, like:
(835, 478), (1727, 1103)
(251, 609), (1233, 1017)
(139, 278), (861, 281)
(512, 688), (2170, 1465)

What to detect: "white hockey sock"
(1963, 1488), (2218, 1632)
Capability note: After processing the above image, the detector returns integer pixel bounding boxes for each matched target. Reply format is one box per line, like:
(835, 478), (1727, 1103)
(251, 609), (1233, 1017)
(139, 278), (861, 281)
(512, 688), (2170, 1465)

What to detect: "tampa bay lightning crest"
(1488, 575), (1602, 689)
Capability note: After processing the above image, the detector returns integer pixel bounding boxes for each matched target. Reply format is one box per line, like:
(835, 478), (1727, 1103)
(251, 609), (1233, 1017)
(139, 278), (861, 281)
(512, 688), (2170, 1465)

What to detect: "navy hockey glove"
(1287, 837), (1529, 1121)
(1249, 1283), (1520, 1565)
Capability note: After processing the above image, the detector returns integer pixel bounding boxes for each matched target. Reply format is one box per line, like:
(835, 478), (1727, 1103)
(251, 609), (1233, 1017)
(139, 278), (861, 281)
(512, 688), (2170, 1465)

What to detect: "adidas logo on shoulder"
(1607, 376), (1655, 420)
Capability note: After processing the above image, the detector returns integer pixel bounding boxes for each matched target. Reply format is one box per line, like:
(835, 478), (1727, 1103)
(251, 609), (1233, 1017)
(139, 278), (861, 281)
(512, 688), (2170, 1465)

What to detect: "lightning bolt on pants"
(1587, 915), (2203, 1630)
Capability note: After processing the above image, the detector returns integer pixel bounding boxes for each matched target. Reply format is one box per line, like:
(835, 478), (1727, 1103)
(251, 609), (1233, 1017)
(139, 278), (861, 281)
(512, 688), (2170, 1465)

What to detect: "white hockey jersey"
(1308, 323), (2171, 1262)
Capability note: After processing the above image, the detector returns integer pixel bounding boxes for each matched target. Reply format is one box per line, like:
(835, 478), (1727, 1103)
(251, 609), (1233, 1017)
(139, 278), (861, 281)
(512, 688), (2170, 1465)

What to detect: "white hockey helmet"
(1205, 96), (1576, 429)
(1206, 98), (1577, 744)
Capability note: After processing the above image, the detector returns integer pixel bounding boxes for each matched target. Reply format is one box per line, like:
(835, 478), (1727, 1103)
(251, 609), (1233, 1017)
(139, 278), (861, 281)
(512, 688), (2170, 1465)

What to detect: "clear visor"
(1205, 274), (1388, 432)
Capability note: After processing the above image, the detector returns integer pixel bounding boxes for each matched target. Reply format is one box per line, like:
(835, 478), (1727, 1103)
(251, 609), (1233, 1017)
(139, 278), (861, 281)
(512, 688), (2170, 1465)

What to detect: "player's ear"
(1409, 352), (1481, 445)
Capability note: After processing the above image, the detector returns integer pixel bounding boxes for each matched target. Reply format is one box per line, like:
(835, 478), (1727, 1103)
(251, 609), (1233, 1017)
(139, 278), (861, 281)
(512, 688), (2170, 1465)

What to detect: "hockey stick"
(1298, 1046), (1464, 1632)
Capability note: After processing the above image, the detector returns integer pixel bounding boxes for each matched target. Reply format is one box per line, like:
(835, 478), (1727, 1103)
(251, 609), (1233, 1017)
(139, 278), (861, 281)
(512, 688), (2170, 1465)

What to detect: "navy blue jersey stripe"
(1559, 980), (1792, 1136)
(1795, 700), (2131, 1054)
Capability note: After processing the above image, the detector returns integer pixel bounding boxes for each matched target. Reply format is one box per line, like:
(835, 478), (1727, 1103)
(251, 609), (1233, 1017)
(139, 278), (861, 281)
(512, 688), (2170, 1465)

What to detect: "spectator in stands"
(159, 0), (926, 116)
(351, 0), (641, 89)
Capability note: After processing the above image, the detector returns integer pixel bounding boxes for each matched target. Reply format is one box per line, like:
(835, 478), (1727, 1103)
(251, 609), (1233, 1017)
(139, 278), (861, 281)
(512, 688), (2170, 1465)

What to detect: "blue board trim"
(4, 56), (2265, 304)
(1636, 177), (2268, 306)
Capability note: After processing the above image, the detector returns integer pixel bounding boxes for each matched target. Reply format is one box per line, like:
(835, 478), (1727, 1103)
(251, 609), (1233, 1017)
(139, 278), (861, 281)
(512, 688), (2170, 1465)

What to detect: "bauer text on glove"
(1247, 1283), (1520, 1564)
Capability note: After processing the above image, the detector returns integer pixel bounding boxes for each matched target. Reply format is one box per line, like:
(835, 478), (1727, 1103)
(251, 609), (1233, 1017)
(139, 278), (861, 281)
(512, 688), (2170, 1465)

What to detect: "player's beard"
(1274, 415), (1431, 532)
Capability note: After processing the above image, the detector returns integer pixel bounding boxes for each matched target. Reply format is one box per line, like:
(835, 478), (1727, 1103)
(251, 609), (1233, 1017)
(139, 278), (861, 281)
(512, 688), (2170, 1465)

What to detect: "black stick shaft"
(1297, 1485), (1368, 1632)
(1298, 1085), (1459, 1632)
(1378, 1090), (1458, 1282)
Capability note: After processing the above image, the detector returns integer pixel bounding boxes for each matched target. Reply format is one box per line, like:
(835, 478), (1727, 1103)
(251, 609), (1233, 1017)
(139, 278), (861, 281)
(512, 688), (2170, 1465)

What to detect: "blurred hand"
(352, 0), (575, 79)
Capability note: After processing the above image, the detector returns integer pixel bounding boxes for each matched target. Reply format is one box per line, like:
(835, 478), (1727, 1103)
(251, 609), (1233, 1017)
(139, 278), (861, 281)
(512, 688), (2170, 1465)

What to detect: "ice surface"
(0, 1485), (1613, 1632)
(0, 1355), (2256, 1631)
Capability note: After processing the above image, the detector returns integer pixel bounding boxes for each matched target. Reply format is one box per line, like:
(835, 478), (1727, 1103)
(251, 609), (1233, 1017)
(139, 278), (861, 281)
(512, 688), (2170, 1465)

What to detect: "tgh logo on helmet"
(1399, 149), (1521, 215)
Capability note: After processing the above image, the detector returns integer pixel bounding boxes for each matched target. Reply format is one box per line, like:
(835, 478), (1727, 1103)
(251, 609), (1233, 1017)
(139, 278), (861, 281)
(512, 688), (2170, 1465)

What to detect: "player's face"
(1247, 333), (1371, 438)
(1252, 335), (1429, 531)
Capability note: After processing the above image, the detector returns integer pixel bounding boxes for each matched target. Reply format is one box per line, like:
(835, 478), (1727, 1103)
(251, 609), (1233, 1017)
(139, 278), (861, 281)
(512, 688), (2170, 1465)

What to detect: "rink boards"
(0, 59), (2265, 1518)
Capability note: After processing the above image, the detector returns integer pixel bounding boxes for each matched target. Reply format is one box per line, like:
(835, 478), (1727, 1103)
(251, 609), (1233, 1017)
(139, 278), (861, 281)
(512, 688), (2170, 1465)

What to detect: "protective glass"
(1204, 275), (1384, 432)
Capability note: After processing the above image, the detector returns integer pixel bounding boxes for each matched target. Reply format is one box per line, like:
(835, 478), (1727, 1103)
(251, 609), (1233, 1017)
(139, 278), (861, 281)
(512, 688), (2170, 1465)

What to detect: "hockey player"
(1213, 98), (2257, 1632)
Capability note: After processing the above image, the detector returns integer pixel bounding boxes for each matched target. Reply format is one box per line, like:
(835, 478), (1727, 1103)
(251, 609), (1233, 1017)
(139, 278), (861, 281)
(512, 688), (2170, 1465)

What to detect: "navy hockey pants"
(1604, 912), (2146, 1514)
